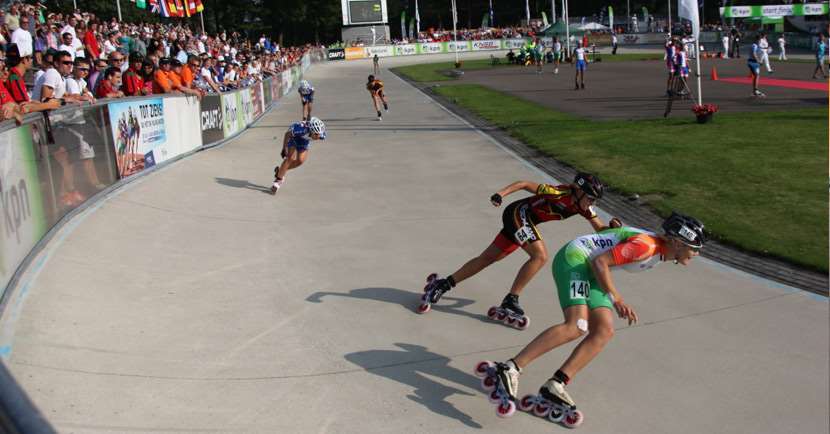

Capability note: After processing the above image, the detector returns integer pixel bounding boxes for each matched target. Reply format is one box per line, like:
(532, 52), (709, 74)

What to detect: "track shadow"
(305, 287), (491, 323)
(214, 177), (272, 194)
(344, 343), (483, 428)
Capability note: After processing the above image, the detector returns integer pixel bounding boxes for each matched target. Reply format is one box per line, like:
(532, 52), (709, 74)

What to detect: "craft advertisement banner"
(200, 94), (224, 144)
(108, 98), (167, 178)
(0, 125), (47, 294)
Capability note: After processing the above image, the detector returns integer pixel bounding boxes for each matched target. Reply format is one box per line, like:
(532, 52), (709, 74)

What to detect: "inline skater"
(552, 37), (562, 74)
(270, 117), (327, 194)
(672, 39), (690, 97)
(572, 41), (587, 90)
(665, 36), (677, 96)
(419, 173), (622, 328)
(532, 38), (544, 74)
(475, 212), (706, 427)
(298, 79), (315, 121)
(366, 74), (388, 121)
(748, 35), (766, 97)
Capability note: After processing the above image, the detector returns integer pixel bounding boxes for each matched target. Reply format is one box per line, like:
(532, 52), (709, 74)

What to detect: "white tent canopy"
(577, 22), (609, 30)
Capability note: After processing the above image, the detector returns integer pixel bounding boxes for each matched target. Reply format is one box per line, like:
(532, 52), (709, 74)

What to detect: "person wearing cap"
(170, 58), (202, 99)
(122, 52), (148, 96)
(153, 57), (174, 94)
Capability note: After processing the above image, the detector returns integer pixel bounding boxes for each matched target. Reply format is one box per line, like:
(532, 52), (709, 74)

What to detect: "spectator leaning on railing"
(122, 52), (148, 96)
(95, 66), (124, 99)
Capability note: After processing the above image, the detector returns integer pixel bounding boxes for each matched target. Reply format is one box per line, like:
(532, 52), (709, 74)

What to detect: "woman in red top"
(84, 21), (100, 60)
(122, 52), (147, 96)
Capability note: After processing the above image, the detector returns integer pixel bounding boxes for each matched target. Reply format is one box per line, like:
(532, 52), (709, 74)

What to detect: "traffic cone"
(710, 66), (719, 81)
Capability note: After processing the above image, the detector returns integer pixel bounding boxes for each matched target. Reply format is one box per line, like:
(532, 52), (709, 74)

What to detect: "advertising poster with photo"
(222, 91), (242, 138)
(0, 125), (47, 293)
(252, 83), (264, 118)
(108, 98), (167, 178)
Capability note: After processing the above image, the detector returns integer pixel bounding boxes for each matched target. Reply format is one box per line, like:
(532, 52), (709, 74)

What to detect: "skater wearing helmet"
(419, 173), (622, 329)
(475, 212), (706, 427)
(297, 80), (315, 121)
(366, 75), (388, 121)
(271, 117), (327, 194)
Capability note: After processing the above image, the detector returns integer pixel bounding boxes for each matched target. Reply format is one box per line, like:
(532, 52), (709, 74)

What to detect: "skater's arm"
(496, 181), (539, 198)
(590, 252), (638, 325)
(587, 216), (622, 232)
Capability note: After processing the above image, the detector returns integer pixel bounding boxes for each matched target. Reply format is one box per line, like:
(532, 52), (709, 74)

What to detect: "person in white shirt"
(758, 32), (773, 73)
(11, 16), (33, 57)
(102, 32), (119, 58)
(58, 33), (78, 61)
(777, 35), (787, 61)
(722, 34), (729, 58)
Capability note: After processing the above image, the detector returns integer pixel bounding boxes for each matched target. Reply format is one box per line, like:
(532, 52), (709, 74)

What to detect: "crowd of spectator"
(0, 0), (321, 122)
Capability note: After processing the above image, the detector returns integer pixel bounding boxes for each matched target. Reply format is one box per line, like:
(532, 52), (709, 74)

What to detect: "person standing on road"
(777, 34), (787, 61)
(480, 213), (707, 427)
(758, 32), (773, 73)
(270, 117), (327, 194)
(572, 41), (587, 90)
(748, 35), (765, 97)
(418, 174), (622, 322)
(372, 54), (380, 75)
(611, 33), (618, 55)
(722, 33), (730, 58)
(553, 37), (562, 74)
(811, 34), (828, 79)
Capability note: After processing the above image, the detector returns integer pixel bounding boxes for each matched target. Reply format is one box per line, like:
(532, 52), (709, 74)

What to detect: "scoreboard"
(341, 0), (388, 25)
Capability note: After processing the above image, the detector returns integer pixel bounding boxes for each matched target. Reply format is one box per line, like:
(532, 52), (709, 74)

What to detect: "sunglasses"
(61, 60), (73, 65)
(78, 67), (89, 71)
(111, 58), (124, 62)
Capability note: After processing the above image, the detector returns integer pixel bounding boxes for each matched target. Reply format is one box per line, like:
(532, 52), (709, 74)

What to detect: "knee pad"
(576, 318), (589, 335)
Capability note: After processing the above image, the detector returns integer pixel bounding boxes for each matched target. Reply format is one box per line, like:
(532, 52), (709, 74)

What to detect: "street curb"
(394, 71), (828, 296)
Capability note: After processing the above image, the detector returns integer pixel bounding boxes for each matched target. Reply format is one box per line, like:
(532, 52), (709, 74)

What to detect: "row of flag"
(132, 0), (204, 18)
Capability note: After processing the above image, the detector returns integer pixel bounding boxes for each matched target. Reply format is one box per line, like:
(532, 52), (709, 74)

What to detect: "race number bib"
(514, 226), (534, 244)
(569, 280), (590, 299)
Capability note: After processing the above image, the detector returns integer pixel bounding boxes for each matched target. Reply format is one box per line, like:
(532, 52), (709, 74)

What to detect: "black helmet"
(662, 212), (706, 248)
(368, 74), (375, 82)
(573, 172), (604, 199)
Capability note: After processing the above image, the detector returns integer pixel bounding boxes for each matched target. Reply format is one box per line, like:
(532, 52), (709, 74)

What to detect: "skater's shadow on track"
(344, 343), (483, 429)
(306, 287), (491, 324)
(214, 177), (272, 194)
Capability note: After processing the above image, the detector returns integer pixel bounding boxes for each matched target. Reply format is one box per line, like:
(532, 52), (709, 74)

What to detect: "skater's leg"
(507, 240), (548, 296)
(276, 148), (297, 179)
(557, 307), (615, 379)
(512, 305), (588, 369)
(286, 149), (308, 170)
(450, 242), (509, 285)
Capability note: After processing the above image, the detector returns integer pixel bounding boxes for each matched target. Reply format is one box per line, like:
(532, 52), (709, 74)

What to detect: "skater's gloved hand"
(613, 299), (638, 325)
(609, 217), (622, 228)
(280, 147), (287, 159)
(490, 193), (503, 207)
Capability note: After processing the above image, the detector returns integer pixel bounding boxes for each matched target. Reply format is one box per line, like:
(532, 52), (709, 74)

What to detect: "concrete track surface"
(1, 53), (827, 434)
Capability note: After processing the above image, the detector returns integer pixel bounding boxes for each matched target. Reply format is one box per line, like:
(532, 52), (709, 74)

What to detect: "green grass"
(393, 53), (665, 82)
(433, 84), (829, 271)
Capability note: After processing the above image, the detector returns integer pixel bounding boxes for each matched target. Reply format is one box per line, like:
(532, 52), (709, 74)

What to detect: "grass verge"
(393, 53), (665, 82)
(433, 84), (828, 272)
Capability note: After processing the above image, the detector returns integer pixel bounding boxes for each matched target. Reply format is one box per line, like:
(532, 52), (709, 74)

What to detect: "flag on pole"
(160, 0), (172, 16)
(608, 6), (614, 28)
(525, 0), (530, 24)
(678, 0), (699, 41)
(541, 11), (548, 27)
(195, 0), (204, 12)
(414, 0), (420, 34)
(174, 0), (185, 17)
(400, 10), (406, 40)
(149, 0), (160, 14)
(136, 0), (146, 9)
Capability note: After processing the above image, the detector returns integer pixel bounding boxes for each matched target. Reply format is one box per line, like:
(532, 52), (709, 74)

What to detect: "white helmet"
(299, 80), (311, 91)
(307, 117), (326, 139)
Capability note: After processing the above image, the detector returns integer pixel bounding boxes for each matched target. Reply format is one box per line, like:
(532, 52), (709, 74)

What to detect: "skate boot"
(554, 67), (559, 74)
(518, 377), (583, 428)
(487, 293), (530, 330)
(474, 360), (521, 418)
(580, 83), (585, 89)
(377, 110), (383, 121)
(417, 274), (453, 314)
(753, 89), (766, 98)
(383, 102), (389, 111)
(270, 177), (284, 195)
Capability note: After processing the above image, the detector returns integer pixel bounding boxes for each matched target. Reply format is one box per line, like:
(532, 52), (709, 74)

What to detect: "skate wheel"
(488, 389), (502, 404)
(563, 409), (584, 428)
(420, 293), (429, 301)
(481, 375), (497, 391)
(533, 402), (552, 418)
(495, 311), (507, 321)
(416, 303), (430, 314)
(496, 400), (517, 418)
(486, 306), (499, 319)
(517, 316), (530, 330)
(518, 394), (536, 412)
(474, 361), (494, 378)
(505, 316), (516, 325)
(426, 273), (438, 284)
(548, 405), (566, 423)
